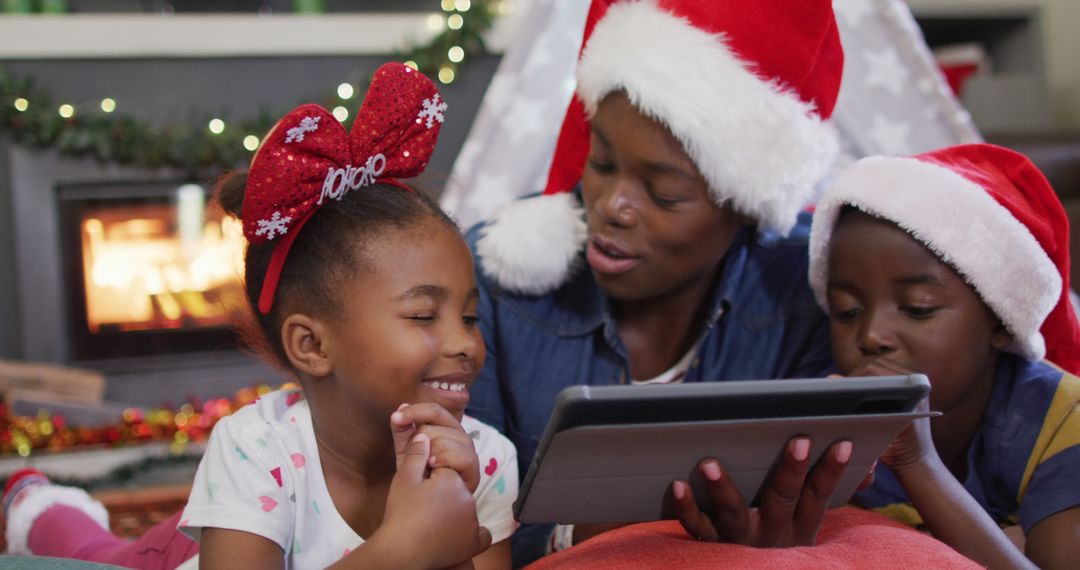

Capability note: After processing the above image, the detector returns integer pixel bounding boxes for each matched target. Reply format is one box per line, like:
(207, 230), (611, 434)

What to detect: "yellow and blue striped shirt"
(855, 354), (1080, 532)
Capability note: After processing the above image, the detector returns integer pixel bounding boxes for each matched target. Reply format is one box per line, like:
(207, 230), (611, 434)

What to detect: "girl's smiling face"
(320, 216), (484, 422)
(825, 209), (1011, 414)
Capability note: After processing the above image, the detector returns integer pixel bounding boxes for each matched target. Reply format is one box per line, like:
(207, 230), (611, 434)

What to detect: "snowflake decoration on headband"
(254, 212), (293, 240)
(240, 62), (446, 315)
(285, 116), (321, 144)
(418, 94), (448, 129)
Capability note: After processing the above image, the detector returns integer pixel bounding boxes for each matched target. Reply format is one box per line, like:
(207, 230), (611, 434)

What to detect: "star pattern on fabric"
(863, 47), (910, 96)
(868, 114), (912, 155)
(503, 95), (548, 143)
(473, 171), (515, 203)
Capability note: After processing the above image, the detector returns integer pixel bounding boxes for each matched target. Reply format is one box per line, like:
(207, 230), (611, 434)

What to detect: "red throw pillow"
(526, 507), (981, 569)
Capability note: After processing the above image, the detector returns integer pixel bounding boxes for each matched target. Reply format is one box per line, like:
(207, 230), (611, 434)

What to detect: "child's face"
(825, 210), (1010, 413)
(323, 216), (483, 421)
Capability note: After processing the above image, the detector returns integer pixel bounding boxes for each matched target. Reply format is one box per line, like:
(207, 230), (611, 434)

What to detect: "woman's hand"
(391, 402), (481, 493)
(666, 436), (854, 547)
(370, 432), (492, 569)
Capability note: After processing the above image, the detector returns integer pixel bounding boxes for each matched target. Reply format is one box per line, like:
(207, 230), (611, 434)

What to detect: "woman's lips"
(587, 237), (643, 276)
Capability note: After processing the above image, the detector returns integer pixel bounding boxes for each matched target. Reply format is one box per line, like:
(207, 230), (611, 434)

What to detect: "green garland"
(0, 1), (499, 177)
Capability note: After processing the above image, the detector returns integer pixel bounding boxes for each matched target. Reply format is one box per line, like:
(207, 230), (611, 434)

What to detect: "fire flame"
(81, 207), (246, 333)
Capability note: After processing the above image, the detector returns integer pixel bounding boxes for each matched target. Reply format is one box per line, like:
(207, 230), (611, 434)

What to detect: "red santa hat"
(809, 143), (1080, 374)
(476, 0), (844, 295)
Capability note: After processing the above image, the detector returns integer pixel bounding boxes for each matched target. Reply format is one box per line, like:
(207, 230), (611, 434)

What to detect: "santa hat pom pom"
(476, 193), (588, 295)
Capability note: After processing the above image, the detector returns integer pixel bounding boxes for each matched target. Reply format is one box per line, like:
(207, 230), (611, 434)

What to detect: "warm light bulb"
(427, 13), (445, 31)
(243, 135), (260, 151)
(448, 46), (465, 63)
(337, 83), (354, 100)
(404, 60), (418, 70)
(100, 98), (117, 113)
(58, 104), (75, 118)
(333, 106), (349, 122)
(440, 0), (454, 12)
(438, 67), (456, 84)
(208, 118), (225, 134)
(454, 0), (471, 11)
(448, 13), (464, 29)
(13, 97), (28, 112)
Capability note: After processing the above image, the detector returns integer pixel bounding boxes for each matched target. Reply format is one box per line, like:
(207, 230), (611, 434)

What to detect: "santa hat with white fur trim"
(808, 143), (1080, 374)
(476, 0), (844, 295)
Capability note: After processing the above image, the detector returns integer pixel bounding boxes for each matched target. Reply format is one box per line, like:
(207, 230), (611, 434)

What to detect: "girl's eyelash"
(463, 315), (479, 326)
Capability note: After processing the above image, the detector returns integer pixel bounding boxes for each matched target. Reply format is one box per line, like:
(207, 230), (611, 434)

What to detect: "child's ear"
(281, 313), (334, 378)
(990, 321), (1014, 351)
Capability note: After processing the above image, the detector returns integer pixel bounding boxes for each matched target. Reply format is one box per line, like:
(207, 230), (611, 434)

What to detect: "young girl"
(2, 62), (517, 569)
(808, 143), (1080, 569)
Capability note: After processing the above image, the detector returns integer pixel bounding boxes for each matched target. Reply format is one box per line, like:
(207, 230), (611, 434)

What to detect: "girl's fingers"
(392, 403), (465, 431)
(428, 437), (480, 492)
(396, 433), (431, 484)
(415, 424), (472, 445)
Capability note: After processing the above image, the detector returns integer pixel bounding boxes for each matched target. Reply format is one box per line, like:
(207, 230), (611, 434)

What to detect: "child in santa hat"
(808, 143), (1080, 569)
(466, 0), (851, 563)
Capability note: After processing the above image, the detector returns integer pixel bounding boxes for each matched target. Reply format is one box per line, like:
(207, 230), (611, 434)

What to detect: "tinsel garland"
(0, 383), (290, 458)
(0, 1), (497, 177)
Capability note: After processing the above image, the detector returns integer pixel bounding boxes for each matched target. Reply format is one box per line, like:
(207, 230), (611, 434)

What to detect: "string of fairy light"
(0, 0), (507, 175)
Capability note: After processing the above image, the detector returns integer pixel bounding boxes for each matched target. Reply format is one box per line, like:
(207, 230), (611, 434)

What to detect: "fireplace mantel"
(0, 10), (521, 60)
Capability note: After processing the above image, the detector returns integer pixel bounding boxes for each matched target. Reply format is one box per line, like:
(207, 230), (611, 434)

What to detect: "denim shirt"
(465, 212), (834, 481)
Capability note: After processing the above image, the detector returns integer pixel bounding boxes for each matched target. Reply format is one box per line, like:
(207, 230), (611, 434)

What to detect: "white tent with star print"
(439, 0), (983, 231)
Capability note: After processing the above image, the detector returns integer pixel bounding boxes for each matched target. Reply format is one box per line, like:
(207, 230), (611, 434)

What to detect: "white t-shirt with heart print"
(179, 389), (518, 569)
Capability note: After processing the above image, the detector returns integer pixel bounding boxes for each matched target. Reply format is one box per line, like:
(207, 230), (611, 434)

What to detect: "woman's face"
(581, 92), (745, 303)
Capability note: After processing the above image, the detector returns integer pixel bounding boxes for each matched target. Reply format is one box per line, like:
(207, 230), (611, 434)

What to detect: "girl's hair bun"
(214, 171), (248, 219)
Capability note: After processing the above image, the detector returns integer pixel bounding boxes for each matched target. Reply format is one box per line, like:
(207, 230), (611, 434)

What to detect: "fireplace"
(59, 181), (247, 361)
(3, 147), (283, 406)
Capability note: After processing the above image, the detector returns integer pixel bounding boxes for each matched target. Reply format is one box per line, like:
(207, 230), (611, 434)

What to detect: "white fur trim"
(4, 484), (110, 555)
(477, 193), (587, 295)
(576, 0), (838, 236)
(809, 156), (1062, 360)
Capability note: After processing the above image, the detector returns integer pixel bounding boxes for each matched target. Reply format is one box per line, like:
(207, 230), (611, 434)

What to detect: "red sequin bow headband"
(242, 62), (447, 314)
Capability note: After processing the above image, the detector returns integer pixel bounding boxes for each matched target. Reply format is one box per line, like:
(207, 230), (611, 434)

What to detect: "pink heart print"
(286, 391), (301, 406)
(292, 453), (306, 468)
(271, 467), (283, 487)
(260, 496), (278, 512)
(484, 457), (498, 476)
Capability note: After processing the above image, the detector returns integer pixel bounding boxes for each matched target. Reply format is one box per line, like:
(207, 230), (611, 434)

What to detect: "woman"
(467, 0), (847, 563)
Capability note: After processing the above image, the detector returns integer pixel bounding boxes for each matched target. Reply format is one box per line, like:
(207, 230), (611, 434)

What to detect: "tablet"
(514, 375), (934, 524)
